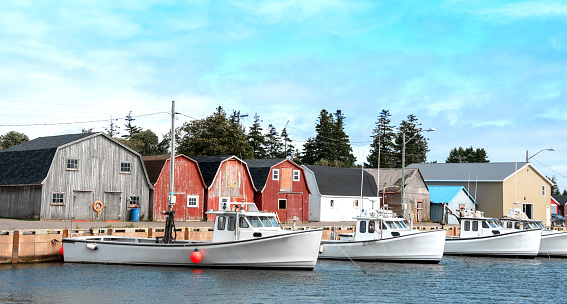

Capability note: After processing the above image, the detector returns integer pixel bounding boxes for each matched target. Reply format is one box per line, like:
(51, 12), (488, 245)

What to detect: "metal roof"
(407, 162), (531, 182)
(244, 159), (286, 191)
(304, 165), (377, 197)
(428, 185), (478, 205)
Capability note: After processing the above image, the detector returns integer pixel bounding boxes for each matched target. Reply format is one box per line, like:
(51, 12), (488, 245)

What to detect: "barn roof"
(303, 165), (377, 197)
(0, 133), (96, 185)
(244, 158), (286, 191)
(428, 185), (478, 205)
(553, 195), (567, 206)
(142, 155), (170, 185)
(190, 155), (234, 187)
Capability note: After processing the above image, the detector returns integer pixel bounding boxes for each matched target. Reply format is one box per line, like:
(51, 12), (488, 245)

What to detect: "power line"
(0, 111), (168, 127)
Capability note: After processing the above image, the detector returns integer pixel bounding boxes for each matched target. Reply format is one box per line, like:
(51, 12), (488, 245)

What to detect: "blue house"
(429, 185), (477, 224)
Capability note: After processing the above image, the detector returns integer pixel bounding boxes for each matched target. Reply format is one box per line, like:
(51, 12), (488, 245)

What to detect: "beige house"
(408, 162), (552, 223)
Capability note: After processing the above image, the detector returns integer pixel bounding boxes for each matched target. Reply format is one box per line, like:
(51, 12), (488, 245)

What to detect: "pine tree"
(247, 114), (267, 159)
(122, 111), (142, 140)
(446, 146), (489, 163)
(332, 110), (356, 167)
(367, 109), (396, 168)
(281, 127), (294, 159)
(265, 124), (284, 158)
(394, 114), (429, 167)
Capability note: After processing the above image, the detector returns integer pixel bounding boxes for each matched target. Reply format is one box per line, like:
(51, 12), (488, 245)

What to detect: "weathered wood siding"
(256, 161), (310, 223)
(206, 159), (255, 221)
(405, 173), (431, 222)
(41, 135), (151, 221)
(0, 185), (42, 219)
(153, 156), (205, 221)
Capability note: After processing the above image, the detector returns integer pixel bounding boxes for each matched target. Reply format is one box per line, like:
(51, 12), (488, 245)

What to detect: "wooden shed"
(246, 159), (310, 223)
(428, 185), (477, 224)
(143, 155), (206, 221)
(0, 133), (153, 221)
(191, 156), (256, 221)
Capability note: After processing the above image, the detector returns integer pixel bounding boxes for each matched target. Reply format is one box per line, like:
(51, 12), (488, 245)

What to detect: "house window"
(278, 199), (287, 209)
(293, 170), (300, 181)
(52, 193), (64, 205)
(542, 185), (546, 197)
(120, 162), (132, 173)
(128, 196), (140, 207)
(187, 196), (198, 208)
(330, 200), (334, 208)
(272, 169), (279, 180)
(66, 159), (78, 170)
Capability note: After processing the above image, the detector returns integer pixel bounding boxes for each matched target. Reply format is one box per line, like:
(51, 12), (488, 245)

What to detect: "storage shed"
(191, 156), (256, 221)
(143, 155), (206, 221)
(245, 159), (310, 223)
(428, 185), (477, 224)
(0, 133), (152, 220)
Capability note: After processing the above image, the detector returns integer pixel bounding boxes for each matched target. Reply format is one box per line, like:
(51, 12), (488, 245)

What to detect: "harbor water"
(0, 256), (565, 303)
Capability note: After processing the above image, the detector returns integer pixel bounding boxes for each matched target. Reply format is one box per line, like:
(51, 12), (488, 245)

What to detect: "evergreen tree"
(563, 189), (567, 195)
(332, 110), (356, 167)
(281, 127), (294, 159)
(104, 116), (120, 137)
(394, 114), (430, 167)
(264, 124), (284, 158)
(177, 106), (253, 158)
(122, 111), (142, 140)
(0, 131), (29, 150)
(549, 176), (560, 196)
(446, 146), (489, 163)
(246, 114), (267, 159)
(367, 109), (396, 168)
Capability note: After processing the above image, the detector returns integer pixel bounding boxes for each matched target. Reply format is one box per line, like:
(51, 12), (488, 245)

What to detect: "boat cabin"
(459, 217), (504, 238)
(501, 218), (545, 231)
(338, 209), (410, 241)
(208, 203), (283, 242)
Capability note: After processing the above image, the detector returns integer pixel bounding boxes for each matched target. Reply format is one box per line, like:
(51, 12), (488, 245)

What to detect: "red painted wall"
(153, 156), (206, 221)
(205, 158), (256, 221)
(255, 160), (310, 223)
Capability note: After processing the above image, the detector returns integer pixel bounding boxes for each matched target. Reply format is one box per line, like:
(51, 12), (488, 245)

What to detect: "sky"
(1, 0), (567, 190)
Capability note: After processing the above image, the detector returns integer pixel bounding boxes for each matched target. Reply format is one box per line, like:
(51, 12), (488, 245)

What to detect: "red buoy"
(59, 246), (64, 256)
(190, 249), (202, 263)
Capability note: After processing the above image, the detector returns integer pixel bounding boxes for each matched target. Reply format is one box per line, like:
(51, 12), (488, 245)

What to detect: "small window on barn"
(187, 196), (198, 208)
(128, 196), (140, 207)
(66, 159), (78, 170)
(272, 169), (279, 180)
(293, 170), (300, 181)
(52, 193), (65, 205)
(278, 199), (287, 209)
(120, 162), (132, 173)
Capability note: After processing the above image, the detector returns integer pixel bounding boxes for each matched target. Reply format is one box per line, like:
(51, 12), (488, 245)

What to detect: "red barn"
(191, 156), (256, 221)
(245, 159), (310, 223)
(143, 155), (206, 221)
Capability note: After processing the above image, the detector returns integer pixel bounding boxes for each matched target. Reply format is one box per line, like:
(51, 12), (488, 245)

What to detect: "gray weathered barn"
(0, 133), (153, 220)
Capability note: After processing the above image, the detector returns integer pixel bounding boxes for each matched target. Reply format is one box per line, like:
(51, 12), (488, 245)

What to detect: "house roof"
(428, 185), (478, 205)
(189, 155), (235, 187)
(142, 155), (171, 185)
(408, 162), (550, 184)
(363, 168), (421, 193)
(244, 158), (286, 191)
(304, 165), (377, 197)
(553, 195), (567, 206)
(0, 133), (96, 185)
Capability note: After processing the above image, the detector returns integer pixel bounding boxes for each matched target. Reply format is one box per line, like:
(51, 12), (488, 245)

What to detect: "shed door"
(104, 192), (122, 221)
(72, 191), (93, 221)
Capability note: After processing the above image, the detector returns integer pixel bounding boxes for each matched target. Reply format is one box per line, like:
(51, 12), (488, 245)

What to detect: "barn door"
(103, 192), (122, 221)
(72, 191), (93, 221)
(280, 168), (292, 191)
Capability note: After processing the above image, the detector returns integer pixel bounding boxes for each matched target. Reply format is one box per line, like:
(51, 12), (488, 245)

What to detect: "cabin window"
(227, 216), (235, 231)
(260, 216), (273, 227)
(272, 169), (279, 180)
(293, 170), (300, 181)
(120, 162), (132, 173)
(472, 221), (479, 231)
(353, 200), (359, 207)
(400, 221), (408, 229)
(515, 222), (520, 229)
(128, 196), (140, 207)
(464, 220), (470, 231)
(381, 221), (388, 230)
(239, 217), (249, 228)
(217, 216), (226, 230)
(359, 221), (367, 233)
(542, 185), (546, 197)
(506, 222), (513, 229)
(330, 200), (334, 208)
(278, 199), (287, 209)
(247, 216), (263, 228)
(482, 221), (489, 228)
(368, 221), (375, 233)
(51, 193), (64, 205)
(66, 159), (78, 170)
(187, 195), (198, 208)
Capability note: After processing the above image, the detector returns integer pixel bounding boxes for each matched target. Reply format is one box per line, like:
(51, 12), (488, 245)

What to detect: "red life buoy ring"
(93, 201), (103, 212)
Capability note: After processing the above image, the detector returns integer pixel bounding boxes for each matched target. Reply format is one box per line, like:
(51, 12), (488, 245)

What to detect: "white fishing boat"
(501, 208), (567, 257)
(444, 206), (541, 258)
(61, 101), (323, 269)
(318, 209), (446, 263)
(62, 203), (323, 269)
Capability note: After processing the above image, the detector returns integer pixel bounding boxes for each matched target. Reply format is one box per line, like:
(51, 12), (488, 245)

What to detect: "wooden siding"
(206, 158), (255, 221)
(255, 161), (310, 223)
(153, 156), (205, 221)
(40, 135), (151, 221)
(0, 185), (42, 219)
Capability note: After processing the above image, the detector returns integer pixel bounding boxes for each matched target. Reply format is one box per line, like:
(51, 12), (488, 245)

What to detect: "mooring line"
(338, 245), (367, 274)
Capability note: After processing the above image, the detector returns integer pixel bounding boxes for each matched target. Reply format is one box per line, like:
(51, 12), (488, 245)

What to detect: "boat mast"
(163, 100), (177, 244)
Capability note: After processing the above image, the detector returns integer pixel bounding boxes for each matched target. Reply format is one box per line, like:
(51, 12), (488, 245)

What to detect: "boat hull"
(62, 229), (323, 269)
(539, 230), (567, 257)
(318, 229), (446, 263)
(444, 229), (541, 258)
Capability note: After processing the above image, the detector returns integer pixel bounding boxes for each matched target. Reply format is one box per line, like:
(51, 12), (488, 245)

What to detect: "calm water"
(0, 256), (565, 303)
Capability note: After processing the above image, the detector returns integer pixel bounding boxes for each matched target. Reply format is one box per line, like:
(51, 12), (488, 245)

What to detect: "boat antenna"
(163, 100), (177, 244)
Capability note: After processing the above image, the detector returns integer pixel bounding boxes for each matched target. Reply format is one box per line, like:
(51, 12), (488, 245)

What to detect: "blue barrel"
(130, 208), (140, 222)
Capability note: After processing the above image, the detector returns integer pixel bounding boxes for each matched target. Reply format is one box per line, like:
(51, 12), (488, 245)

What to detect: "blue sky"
(1, 0), (567, 190)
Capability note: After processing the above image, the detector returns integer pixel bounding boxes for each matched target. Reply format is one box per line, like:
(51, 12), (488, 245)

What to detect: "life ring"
(93, 201), (103, 212)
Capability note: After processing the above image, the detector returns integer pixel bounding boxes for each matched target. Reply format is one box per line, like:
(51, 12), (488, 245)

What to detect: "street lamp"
(526, 148), (555, 162)
(401, 128), (435, 219)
